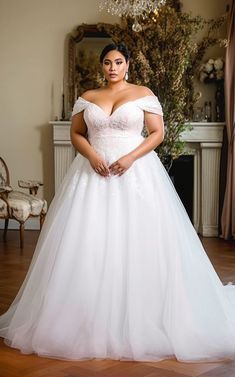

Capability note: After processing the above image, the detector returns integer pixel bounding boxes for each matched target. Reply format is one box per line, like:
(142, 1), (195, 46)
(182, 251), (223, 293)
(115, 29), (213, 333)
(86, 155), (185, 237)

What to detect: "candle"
(61, 74), (65, 95)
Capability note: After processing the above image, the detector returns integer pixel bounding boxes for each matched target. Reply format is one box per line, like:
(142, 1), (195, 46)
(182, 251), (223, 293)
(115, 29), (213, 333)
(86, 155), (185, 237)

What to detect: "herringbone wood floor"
(0, 230), (235, 377)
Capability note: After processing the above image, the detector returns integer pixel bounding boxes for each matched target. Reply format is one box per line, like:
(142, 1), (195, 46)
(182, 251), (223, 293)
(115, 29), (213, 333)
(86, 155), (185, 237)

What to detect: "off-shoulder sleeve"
(72, 97), (89, 116)
(136, 95), (163, 116)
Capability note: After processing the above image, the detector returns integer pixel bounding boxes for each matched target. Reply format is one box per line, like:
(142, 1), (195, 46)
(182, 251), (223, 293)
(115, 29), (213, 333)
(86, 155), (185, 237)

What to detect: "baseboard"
(0, 218), (40, 230)
(200, 225), (219, 237)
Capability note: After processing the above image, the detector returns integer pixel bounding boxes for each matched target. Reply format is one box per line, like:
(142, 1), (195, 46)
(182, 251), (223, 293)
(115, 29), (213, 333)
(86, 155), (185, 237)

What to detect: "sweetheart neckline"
(78, 95), (156, 118)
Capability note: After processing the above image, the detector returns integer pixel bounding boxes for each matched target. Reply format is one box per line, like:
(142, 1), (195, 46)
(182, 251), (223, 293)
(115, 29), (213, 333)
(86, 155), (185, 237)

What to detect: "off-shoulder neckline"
(77, 95), (157, 118)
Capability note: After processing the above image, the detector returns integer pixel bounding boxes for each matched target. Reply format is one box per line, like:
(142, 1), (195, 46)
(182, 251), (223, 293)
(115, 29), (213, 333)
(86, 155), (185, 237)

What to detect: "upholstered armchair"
(0, 157), (47, 248)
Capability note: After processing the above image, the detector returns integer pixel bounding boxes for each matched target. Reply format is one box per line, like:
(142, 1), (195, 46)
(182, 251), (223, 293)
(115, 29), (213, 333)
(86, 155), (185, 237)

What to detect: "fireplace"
(50, 121), (225, 237)
(169, 155), (194, 221)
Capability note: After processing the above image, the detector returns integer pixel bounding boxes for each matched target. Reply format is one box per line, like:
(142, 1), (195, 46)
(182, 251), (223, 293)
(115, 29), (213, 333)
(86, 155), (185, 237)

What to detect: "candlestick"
(61, 93), (65, 120)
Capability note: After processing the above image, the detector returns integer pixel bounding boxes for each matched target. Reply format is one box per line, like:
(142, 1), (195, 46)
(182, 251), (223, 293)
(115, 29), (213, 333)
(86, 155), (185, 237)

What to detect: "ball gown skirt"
(0, 95), (235, 362)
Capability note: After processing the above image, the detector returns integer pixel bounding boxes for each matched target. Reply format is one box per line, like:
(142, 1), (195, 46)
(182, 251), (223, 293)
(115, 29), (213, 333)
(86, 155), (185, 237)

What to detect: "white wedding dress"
(1, 95), (235, 363)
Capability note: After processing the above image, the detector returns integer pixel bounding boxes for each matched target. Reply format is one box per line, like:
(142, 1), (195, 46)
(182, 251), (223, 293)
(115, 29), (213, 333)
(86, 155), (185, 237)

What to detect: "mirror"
(68, 24), (113, 112)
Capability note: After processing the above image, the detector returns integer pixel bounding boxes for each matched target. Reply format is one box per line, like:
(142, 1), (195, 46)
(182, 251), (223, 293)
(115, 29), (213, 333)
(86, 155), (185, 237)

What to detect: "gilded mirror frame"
(68, 24), (111, 111)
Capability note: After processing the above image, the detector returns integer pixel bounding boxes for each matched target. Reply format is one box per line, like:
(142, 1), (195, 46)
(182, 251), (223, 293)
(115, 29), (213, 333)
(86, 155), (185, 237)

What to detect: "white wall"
(0, 0), (230, 212)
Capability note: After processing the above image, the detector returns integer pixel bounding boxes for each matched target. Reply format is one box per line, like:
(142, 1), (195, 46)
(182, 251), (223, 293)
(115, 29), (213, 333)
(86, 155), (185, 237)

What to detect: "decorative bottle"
(204, 101), (212, 122)
(215, 82), (225, 122)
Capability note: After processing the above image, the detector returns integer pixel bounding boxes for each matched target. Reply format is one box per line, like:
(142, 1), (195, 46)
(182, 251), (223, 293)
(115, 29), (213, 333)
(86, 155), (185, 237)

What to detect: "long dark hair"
(99, 43), (130, 63)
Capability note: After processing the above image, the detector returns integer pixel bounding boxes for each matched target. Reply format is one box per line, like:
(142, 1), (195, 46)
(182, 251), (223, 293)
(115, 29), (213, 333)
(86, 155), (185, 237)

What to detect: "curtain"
(221, 0), (235, 240)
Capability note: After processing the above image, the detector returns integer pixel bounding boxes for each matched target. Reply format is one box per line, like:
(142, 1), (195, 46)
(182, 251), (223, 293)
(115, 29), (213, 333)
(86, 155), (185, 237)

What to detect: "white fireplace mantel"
(50, 121), (225, 237)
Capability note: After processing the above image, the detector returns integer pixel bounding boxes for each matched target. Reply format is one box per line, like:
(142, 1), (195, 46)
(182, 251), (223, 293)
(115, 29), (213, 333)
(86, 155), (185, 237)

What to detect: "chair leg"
(20, 222), (24, 249)
(40, 214), (45, 230)
(3, 219), (9, 242)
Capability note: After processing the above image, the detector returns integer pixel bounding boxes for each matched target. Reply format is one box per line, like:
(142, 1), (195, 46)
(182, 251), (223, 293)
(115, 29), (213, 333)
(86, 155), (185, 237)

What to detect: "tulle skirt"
(1, 134), (235, 362)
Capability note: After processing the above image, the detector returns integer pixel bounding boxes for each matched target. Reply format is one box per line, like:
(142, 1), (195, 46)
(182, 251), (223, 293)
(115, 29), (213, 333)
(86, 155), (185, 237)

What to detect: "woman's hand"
(88, 151), (110, 177)
(109, 154), (135, 176)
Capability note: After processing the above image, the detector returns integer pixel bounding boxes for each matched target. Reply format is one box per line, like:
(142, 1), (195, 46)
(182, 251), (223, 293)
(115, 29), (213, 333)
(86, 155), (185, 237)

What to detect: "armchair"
(0, 157), (47, 248)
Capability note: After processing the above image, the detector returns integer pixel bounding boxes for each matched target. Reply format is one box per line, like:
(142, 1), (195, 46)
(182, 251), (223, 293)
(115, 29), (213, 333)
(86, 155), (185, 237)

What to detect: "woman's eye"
(116, 61), (123, 65)
(104, 62), (110, 65)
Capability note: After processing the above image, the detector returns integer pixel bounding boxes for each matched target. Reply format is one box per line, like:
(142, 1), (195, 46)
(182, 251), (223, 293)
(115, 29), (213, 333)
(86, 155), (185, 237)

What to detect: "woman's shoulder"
(127, 84), (155, 98)
(80, 88), (104, 102)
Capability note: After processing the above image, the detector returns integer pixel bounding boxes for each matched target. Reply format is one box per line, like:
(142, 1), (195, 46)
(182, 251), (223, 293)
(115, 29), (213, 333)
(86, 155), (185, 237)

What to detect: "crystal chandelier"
(99, 0), (166, 32)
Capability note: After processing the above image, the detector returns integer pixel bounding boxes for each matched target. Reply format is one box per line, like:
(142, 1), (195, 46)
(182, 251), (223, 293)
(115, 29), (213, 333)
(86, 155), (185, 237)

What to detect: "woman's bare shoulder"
(128, 84), (154, 97)
(81, 88), (104, 102)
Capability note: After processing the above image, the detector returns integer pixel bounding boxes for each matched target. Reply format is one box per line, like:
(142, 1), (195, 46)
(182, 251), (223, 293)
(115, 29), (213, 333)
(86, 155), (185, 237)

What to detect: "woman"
(71, 44), (164, 179)
(0, 43), (235, 363)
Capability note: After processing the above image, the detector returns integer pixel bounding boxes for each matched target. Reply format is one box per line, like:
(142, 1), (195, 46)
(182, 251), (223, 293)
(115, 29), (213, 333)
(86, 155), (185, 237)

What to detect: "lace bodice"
(72, 95), (163, 139)
(72, 95), (163, 165)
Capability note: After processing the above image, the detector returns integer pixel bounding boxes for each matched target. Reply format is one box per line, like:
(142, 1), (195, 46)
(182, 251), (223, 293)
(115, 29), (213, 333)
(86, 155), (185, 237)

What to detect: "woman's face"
(102, 50), (129, 83)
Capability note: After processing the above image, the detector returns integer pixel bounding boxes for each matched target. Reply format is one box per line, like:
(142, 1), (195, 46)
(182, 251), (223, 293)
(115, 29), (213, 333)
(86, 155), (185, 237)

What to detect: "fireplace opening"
(169, 155), (194, 221)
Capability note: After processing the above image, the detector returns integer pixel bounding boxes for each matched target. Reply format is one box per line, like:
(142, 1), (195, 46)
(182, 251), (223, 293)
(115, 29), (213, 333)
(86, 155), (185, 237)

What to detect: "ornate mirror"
(68, 24), (113, 112)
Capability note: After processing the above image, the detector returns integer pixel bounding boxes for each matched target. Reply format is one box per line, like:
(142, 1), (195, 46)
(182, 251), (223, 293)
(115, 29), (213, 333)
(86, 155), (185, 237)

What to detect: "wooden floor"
(0, 230), (235, 377)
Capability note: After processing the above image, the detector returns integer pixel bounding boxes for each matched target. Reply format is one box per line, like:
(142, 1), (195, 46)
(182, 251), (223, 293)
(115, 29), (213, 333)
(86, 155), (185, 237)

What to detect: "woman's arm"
(70, 112), (110, 176)
(109, 112), (164, 176)
(128, 112), (164, 160)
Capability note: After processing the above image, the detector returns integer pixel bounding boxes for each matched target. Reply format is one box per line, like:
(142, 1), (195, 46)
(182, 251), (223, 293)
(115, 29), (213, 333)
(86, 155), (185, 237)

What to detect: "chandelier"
(99, 0), (166, 32)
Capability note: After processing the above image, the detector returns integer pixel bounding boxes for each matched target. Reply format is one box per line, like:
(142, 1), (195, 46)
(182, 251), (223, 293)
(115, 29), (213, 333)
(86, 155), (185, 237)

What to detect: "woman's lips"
(109, 73), (117, 77)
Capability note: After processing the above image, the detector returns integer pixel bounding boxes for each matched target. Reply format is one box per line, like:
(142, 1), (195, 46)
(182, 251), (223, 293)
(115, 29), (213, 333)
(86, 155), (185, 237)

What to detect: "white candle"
(61, 75), (65, 95)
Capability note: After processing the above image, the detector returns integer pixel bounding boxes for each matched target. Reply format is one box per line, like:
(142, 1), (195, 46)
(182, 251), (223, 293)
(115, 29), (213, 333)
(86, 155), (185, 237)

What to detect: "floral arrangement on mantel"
(199, 57), (224, 83)
(75, 0), (227, 167)
(198, 56), (225, 122)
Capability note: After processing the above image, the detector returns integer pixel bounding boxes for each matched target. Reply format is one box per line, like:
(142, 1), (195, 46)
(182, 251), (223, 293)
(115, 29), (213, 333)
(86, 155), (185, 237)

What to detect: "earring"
(125, 72), (129, 81)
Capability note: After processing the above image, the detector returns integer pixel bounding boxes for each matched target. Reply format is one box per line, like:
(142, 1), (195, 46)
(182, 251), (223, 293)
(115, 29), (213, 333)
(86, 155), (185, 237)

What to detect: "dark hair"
(99, 43), (130, 63)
